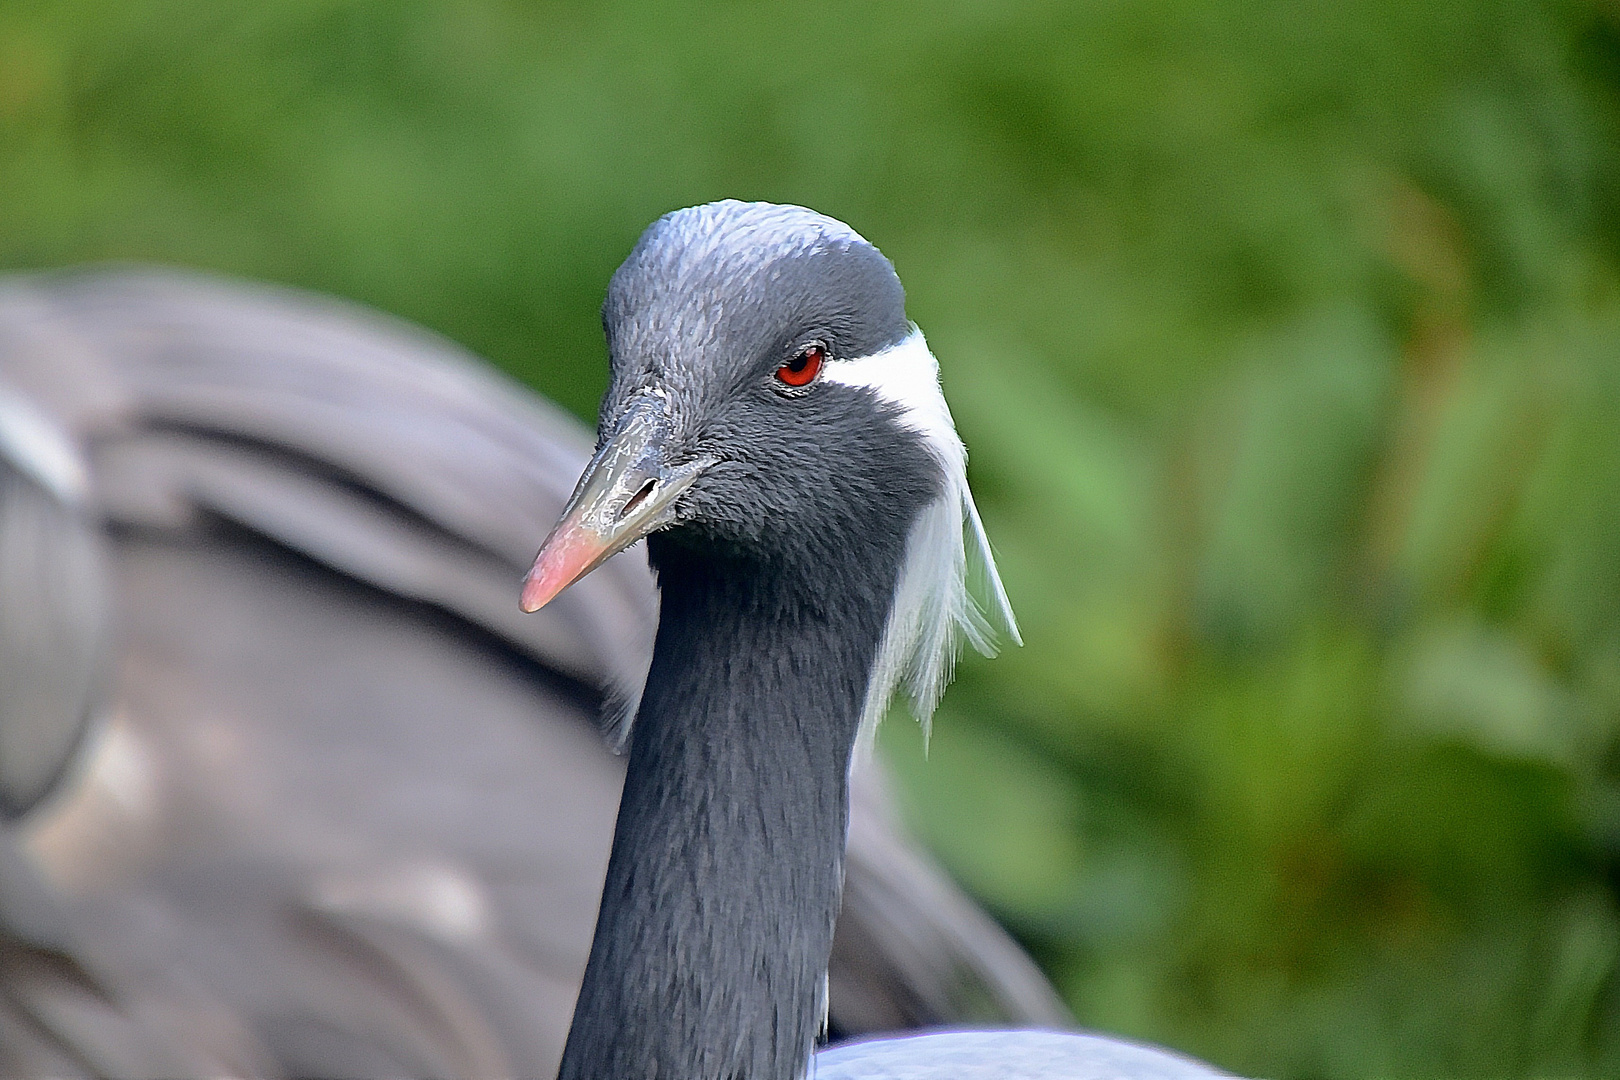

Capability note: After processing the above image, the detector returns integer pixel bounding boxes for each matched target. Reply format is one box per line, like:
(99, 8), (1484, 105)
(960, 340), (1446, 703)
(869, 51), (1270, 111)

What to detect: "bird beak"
(520, 400), (704, 612)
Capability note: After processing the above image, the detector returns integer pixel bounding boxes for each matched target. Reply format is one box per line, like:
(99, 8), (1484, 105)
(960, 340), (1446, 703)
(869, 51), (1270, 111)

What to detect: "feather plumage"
(825, 329), (1020, 744)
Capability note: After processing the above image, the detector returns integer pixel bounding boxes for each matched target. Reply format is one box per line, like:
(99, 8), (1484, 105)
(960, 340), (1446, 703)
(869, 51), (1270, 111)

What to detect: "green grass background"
(6, 1), (1620, 1075)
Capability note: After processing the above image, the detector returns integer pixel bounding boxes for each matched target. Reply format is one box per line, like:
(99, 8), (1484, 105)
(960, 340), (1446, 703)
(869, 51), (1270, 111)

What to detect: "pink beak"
(519, 399), (705, 612)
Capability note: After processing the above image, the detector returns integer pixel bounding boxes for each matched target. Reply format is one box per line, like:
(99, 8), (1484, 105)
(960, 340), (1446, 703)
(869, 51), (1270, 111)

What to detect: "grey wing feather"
(814, 1031), (1232, 1080)
(0, 389), (106, 821)
(0, 380), (269, 1077)
(30, 268), (657, 708)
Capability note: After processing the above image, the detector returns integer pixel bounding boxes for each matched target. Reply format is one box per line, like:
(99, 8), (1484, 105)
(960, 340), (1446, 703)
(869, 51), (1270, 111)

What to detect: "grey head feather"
(600, 200), (910, 435)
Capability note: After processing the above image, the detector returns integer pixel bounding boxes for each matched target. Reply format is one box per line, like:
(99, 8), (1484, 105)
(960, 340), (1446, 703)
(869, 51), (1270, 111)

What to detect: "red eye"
(775, 345), (824, 388)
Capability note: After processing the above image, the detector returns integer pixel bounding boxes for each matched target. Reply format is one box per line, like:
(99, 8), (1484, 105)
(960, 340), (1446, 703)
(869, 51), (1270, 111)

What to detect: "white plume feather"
(824, 329), (1020, 748)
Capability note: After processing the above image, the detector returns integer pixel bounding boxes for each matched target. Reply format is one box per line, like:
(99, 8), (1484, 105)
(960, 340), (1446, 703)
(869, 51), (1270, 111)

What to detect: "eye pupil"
(775, 345), (824, 388)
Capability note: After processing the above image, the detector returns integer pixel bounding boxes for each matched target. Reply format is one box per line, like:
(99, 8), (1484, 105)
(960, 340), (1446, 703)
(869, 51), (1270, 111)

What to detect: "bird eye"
(775, 345), (824, 389)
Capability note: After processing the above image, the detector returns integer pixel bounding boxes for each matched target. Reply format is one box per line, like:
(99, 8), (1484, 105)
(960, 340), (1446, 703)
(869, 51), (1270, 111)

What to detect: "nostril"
(619, 479), (657, 520)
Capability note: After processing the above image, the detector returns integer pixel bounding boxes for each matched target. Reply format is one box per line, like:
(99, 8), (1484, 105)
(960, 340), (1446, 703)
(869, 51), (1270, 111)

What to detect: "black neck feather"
(556, 536), (899, 1080)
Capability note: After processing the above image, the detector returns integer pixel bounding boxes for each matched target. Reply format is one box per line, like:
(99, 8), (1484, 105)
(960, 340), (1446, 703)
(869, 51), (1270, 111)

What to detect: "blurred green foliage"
(6, 0), (1620, 1074)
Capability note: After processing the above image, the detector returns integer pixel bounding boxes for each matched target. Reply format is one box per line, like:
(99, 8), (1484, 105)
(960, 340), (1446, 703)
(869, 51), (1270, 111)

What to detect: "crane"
(523, 201), (1229, 1080)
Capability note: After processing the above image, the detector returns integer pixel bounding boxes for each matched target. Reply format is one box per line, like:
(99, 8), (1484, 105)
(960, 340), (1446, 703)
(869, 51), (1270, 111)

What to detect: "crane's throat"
(557, 542), (897, 1080)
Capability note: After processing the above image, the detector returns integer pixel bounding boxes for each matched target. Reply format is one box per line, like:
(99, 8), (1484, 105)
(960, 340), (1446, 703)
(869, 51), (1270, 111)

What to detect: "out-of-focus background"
(5, 1), (1620, 1075)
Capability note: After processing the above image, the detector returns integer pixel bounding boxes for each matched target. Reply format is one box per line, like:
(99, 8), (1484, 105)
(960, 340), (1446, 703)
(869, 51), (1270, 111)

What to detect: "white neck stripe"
(825, 329), (1020, 744)
(824, 331), (961, 469)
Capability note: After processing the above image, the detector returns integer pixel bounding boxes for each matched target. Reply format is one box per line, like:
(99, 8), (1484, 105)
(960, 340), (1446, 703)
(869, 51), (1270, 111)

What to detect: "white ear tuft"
(826, 330), (1019, 753)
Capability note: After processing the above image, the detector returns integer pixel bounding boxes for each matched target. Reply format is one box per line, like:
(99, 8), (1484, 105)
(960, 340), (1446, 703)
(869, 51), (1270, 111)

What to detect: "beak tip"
(518, 574), (553, 613)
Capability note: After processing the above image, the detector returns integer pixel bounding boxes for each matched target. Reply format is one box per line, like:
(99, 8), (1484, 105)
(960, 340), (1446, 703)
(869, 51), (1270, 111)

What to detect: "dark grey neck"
(557, 538), (895, 1080)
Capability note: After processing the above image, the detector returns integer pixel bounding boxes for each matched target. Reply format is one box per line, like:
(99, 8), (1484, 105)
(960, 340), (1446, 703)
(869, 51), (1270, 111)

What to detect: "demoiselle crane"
(523, 202), (1229, 1080)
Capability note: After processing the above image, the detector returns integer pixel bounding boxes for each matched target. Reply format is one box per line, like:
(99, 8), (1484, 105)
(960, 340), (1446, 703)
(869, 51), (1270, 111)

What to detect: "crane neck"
(556, 534), (900, 1080)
